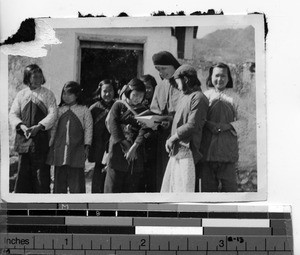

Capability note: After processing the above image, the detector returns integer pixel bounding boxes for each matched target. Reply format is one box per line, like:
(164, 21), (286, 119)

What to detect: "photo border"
(0, 14), (267, 203)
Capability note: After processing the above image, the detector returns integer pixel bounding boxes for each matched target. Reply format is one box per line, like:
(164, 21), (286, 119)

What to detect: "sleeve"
(9, 91), (23, 129)
(83, 107), (93, 145)
(150, 84), (163, 115)
(176, 94), (208, 140)
(108, 102), (126, 143)
(89, 103), (98, 121)
(134, 126), (147, 145)
(48, 108), (61, 147)
(38, 90), (58, 130)
(229, 93), (247, 137)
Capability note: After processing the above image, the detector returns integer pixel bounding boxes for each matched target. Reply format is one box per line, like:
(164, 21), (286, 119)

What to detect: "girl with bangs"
(47, 81), (93, 193)
(200, 62), (246, 192)
(9, 64), (57, 193)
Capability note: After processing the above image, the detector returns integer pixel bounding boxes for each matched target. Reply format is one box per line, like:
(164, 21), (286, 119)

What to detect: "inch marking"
(3, 233), (294, 253)
(265, 238), (267, 251)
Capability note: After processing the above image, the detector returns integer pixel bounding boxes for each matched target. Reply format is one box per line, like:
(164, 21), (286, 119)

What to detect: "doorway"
(79, 40), (144, 105)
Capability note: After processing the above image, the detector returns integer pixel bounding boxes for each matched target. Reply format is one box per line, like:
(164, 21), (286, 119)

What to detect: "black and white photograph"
(0, 14), (266, 202)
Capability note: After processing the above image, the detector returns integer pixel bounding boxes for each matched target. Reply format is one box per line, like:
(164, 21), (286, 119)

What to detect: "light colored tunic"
(9, 86), (57, 131)
(150, 78), (181, 115)
(48, 104), (93, 168)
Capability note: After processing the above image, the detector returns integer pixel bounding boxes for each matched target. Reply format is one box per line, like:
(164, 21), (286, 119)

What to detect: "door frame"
(75, 33), (147, 83)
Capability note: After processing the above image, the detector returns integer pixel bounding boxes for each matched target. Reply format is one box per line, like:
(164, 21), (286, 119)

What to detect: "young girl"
(9, 64), (57, 193)
(140, 74), (157, 108)
(104, 78), (148, 193)
(160, 64), (208, 193)
(88, 79), (115, 193)
(47, 81), (93, 193)
(200, 62), (245, 192)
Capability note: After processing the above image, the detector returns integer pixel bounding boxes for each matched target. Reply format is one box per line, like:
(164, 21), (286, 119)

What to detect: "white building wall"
(184, 27), (194, 60)
(41, 27), (178, 101)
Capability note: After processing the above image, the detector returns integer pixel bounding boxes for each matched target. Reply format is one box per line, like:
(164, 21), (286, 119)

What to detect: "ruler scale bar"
(0, 234), (294, 251)
(0, 204), (294, 254)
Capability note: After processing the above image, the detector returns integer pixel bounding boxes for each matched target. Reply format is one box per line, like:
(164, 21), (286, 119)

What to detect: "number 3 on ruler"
(219, 240), (225, 247)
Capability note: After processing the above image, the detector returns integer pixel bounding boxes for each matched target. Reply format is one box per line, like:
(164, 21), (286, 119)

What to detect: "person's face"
(129, 90), (144, 105)
(211, 67), (229, 91)
(101, 84), (115, 103)
(175, 78), (185, 92)
(62, 89), (77, 105)
(29, 71), (43, 90)
(155, 65), (176, 80)
(145, 82), (154, 100)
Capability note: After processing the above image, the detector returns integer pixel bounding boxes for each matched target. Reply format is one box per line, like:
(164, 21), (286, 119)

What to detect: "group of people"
(9, 50), (245, 194)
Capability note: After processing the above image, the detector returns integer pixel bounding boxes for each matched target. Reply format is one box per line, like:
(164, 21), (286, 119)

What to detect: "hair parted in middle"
(123, 78), (146, 99)
(23, 64), (46, 86)
(59, 81), (84, 106)
(93, 79), (117, 99)
(206, 62), (233, 89)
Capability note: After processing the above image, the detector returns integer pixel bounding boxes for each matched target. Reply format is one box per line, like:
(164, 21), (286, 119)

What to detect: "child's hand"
(120, 140), (131, 154)
(27, 124), (44, 138)
(165, 134), (178, 154)
(125, 143), (138, 162)
(20, 124), (30, 139)
(160, 120), (171, 129)
(138, 121), (148, 129)
(84, 145), (90, 159)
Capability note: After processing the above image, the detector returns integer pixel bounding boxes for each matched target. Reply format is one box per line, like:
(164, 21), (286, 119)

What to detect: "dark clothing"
(10, 90), (54, 193)
(199, 88), (243, 192)
(104, 100), (147, 193)
(14, 153), (50, 193)
(201, 89), (240, 162)
(199, 162), (237, 192)
(14, 101), (50, 155)
(143, 131), (158, 192)
(106, 101), (147, 173)
(170, 90), (208, 164)
(48, 109), (85, 168)
(91, 162), (106, 193)
(47, 104), (93, 193)
(104, 167), (143, 193)
(88, 100), (112, 163)
(89, 99), (113, 193)
(155, 127), (171, 191)
(53, 165), (86, 193)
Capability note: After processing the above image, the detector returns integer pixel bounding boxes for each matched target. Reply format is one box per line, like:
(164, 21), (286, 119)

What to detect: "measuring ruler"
(0, 204), (294, 254)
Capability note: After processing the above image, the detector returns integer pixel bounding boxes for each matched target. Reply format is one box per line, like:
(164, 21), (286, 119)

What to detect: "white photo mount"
(0, 15), (267, 203)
